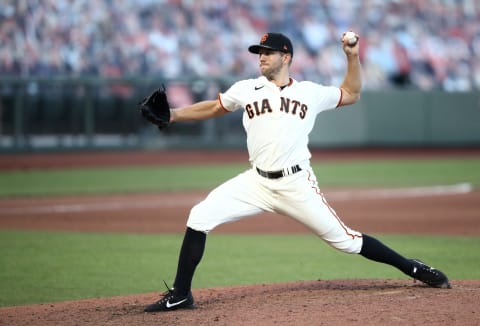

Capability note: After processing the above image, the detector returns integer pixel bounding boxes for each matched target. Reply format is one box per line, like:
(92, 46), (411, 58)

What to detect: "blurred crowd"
(1, 0), (480, 91)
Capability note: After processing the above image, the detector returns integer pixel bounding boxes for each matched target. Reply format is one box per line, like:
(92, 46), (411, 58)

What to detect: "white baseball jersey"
(219, 76), (341, 171)
(187, 76), (363, 254)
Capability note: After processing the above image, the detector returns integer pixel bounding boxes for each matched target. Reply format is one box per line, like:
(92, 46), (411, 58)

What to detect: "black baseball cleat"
(144, 281), (195, 312)
(410, 259), (451, 289)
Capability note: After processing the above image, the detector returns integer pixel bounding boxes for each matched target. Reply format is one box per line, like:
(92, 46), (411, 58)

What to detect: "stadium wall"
(0, 78), (478, 152)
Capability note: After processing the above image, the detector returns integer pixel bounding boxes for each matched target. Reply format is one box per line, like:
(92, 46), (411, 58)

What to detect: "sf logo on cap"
(260, 34), (268, 44)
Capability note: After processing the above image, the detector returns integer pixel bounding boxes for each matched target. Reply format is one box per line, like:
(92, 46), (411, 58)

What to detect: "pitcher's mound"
(1, 279), (479, 326)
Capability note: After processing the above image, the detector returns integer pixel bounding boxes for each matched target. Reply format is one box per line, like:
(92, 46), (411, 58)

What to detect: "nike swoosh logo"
(166, 298), (188, 308)
(254, 85), (264, 90)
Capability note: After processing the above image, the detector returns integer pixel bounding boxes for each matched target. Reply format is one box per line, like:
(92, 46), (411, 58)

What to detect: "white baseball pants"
(187, 165), (363, 254)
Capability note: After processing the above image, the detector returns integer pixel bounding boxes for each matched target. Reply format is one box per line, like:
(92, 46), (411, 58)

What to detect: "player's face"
(258, 49), (287, 80)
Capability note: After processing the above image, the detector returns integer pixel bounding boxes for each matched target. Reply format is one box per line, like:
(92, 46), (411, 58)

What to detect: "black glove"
(138, 86), (171, 130)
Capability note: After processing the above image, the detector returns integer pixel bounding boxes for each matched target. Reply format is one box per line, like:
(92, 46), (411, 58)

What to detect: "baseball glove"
(138, 86), (171, 130)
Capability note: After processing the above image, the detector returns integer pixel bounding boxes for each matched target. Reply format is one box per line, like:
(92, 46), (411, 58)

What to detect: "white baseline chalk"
(0, 183), (473, 216)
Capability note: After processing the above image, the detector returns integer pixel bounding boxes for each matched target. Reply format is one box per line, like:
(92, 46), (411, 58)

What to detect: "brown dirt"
(0, 149), (479, 326)
(2, 280), (479, 326)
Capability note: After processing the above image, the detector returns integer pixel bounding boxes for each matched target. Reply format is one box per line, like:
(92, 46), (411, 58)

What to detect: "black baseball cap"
(248, 33), (293, 56)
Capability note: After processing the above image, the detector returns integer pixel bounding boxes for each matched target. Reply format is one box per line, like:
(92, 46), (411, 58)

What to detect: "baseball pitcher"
(139, 32), (450, 312)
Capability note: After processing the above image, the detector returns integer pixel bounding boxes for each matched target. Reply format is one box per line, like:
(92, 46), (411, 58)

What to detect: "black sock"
(173, 227), (206, 295)
(360, 234), (413, 275)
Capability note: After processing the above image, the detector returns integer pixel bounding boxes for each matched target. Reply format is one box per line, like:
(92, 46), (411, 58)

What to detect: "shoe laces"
(412, 260), (443, 286)
(154, 280), (175, 304)
(413, 260), (439, 276)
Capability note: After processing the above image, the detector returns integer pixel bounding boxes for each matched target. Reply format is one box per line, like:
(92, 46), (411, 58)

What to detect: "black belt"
(256, 165), (302, 179)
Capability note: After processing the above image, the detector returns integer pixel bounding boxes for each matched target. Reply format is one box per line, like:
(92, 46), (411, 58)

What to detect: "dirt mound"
(1, 279), (478, 326)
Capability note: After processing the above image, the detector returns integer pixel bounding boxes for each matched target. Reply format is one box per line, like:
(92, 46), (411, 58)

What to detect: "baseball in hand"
(343, 31), (358, 46)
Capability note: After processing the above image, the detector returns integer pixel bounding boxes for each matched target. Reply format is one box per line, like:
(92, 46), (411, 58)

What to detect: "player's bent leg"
(187, 169), (270, 233)
(145, 169), (274, 312)
(144, 227), (202, 313)
(173, 227), (206, 295)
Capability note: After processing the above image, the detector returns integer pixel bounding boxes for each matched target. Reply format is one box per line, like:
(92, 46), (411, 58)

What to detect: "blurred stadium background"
(0, 0), (479, 152)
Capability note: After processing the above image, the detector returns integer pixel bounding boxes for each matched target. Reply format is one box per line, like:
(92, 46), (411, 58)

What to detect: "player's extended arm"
(171, 99), (228, 123)
(338, 35), (362, 107)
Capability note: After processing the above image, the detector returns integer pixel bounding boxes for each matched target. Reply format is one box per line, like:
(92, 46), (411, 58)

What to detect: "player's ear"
(285, 53), (293, 66)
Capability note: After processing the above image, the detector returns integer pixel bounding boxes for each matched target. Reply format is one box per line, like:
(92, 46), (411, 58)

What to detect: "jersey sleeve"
(315, 84), (342, 112)
(218, 80), (249, 112)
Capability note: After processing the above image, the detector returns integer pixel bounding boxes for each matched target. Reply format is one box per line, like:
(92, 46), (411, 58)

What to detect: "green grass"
(1, 230), (479, 307)
(0, 164), (248, 197)
(1, 158), (479, 197)
(1, 157), (479, 307)
(312, 158), (480, 187)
